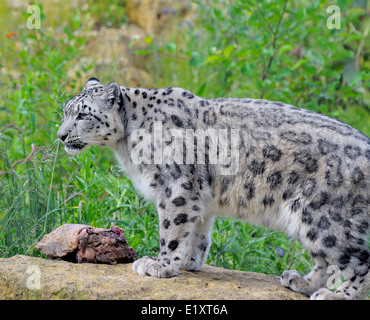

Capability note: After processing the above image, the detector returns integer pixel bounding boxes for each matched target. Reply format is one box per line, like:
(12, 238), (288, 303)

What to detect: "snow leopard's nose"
(58, 133), (68, 142)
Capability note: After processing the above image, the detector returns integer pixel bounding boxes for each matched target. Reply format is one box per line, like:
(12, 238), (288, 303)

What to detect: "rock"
(0, 255), (307, 300)
(125, 0), (193, 33)
(65, 1), (195, 89)
(68, 26), (154, 89)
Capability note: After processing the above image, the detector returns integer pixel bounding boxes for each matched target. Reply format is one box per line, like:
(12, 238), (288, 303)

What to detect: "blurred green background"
(0, 0), (369, 278)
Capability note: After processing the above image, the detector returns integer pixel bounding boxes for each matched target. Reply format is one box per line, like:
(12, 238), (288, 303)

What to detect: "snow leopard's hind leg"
(281, 237), (369, 299)
(310, 253), (369, 300)
(281, 256), (329, 297)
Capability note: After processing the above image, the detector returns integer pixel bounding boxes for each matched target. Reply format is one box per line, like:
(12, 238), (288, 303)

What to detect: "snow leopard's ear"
(106, 82), (123, 110)
(84, 77), (101, 89)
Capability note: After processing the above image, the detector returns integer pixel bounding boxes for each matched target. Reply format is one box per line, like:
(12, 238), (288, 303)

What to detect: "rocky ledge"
(0, 255), (306, 300)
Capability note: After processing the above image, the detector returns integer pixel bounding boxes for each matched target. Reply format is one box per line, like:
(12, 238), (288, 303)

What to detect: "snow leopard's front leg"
(181, 215), (214, 271)
(132, 191), (203, 278)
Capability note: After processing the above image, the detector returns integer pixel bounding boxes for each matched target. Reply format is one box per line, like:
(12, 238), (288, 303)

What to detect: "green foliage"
(0, 127), (60, 257)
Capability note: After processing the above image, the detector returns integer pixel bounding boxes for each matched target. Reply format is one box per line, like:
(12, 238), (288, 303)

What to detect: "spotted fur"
(58, 78), (370, 300)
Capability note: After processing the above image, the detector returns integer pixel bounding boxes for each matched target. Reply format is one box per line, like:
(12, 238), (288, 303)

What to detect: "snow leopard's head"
(58, 78), (125, 155)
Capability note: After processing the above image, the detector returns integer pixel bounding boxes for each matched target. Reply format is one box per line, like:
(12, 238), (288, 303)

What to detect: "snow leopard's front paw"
(132, 256), (177, 278)
(280, 270), (310, 295)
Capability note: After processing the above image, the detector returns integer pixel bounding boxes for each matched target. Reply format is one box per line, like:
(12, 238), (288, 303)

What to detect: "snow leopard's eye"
(76, 113), (86, 120)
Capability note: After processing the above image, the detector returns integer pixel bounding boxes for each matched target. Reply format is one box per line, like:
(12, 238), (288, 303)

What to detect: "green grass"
(209, 219), (312, 274)
(0, 0), (369, 280)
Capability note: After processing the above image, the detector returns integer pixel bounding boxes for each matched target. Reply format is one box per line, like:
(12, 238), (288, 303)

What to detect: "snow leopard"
(58, 77), (369, 299)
